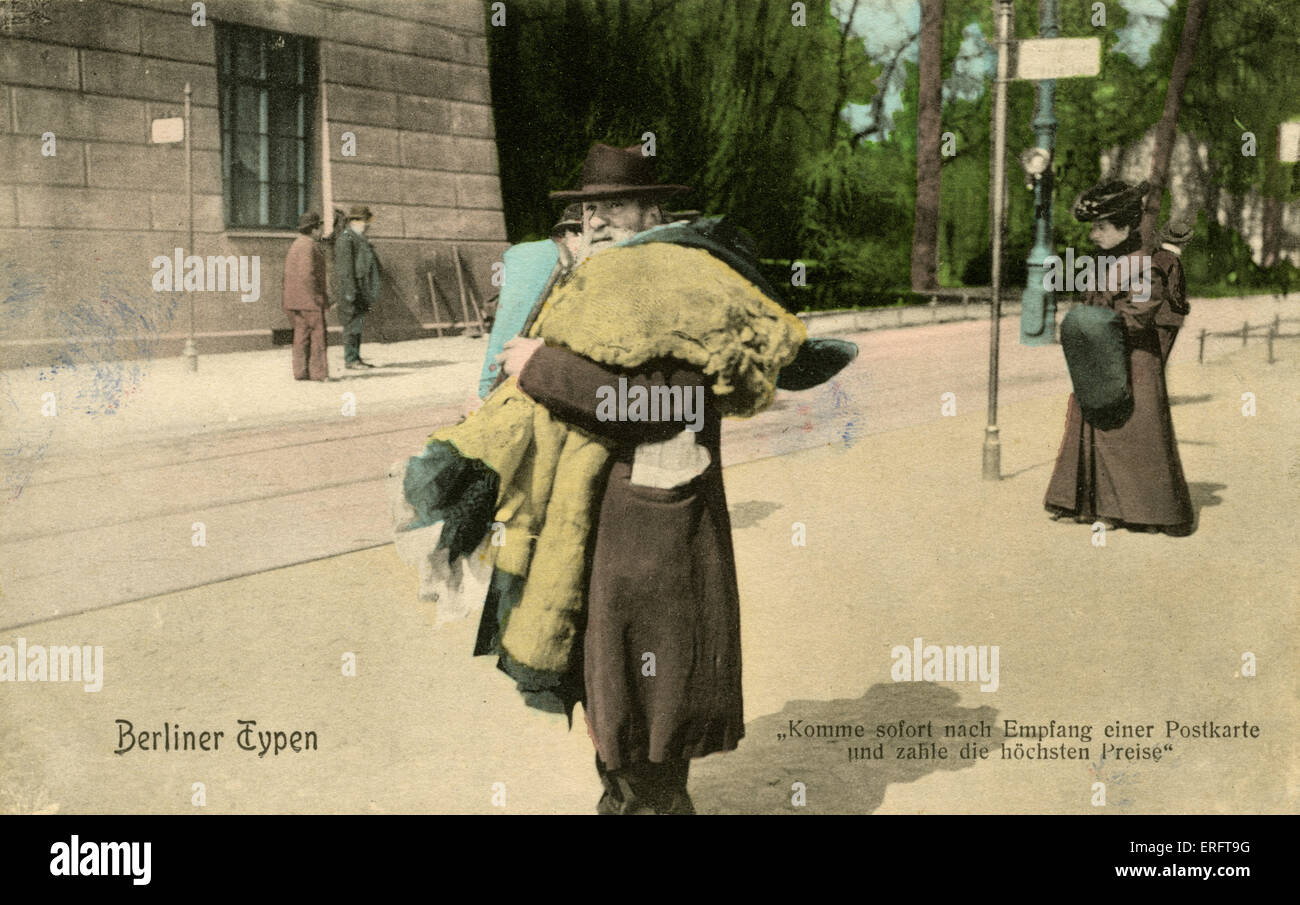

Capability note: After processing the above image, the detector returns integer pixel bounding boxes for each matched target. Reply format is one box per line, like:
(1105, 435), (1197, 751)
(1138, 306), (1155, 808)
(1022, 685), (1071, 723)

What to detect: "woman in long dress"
(1044, 179), (1195, 535)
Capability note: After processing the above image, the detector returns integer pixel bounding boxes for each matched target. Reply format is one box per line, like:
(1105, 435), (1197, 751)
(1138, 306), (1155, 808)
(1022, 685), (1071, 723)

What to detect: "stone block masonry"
(0, 0), (506, 369)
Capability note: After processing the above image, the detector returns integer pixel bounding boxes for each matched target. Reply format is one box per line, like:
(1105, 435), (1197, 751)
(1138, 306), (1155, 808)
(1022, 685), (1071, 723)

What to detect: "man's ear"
(643, 202), (666, 227)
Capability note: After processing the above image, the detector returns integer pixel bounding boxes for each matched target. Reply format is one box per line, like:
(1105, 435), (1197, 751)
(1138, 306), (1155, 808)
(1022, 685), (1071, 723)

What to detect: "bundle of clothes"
(391, 218), (856, 679)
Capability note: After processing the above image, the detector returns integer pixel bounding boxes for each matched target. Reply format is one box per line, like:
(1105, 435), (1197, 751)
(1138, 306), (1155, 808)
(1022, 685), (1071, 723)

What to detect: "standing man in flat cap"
(282, 211), (329, 381)
(335, 204), (381, 370)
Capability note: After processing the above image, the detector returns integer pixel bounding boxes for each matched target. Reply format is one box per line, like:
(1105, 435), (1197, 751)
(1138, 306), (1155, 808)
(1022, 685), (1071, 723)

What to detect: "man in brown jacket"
(282, 211), (329, 381)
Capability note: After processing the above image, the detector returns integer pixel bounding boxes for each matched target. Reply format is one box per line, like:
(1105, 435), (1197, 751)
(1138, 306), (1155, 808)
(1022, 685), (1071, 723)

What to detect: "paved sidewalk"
(2, 339), (1294, 814)
(0, 334), (491, 457)
(1, 293), (1292, 457)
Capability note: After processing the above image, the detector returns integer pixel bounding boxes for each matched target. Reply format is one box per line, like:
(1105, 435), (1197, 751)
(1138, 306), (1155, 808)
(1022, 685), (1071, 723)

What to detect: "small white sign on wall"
(151, 117), (184, 144)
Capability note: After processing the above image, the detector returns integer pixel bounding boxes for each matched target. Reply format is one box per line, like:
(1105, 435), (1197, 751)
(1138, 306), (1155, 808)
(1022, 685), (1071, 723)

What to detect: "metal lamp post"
(181, 81), (198, 372)
(1020, 0), (1059, 346)
(983, 0), (1014, 481)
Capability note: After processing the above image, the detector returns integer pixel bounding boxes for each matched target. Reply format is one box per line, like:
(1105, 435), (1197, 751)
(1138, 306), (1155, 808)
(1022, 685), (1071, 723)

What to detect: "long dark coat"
(1044, 244), (1194, 529)
(517, 344), (744, 771)
(333, 227), (381, 323)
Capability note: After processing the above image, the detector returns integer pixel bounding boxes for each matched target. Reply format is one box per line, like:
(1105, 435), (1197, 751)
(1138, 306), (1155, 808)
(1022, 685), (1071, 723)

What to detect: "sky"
(840, 0), (1176, 140)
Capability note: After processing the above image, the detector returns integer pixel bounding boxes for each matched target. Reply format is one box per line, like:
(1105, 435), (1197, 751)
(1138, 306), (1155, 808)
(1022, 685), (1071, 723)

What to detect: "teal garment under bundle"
(399, 440), (499, 561)
(479, 240), (559, 398)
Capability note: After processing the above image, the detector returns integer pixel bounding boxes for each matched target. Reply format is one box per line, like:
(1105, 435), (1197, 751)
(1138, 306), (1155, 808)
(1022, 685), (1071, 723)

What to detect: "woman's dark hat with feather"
(1072, 179), (1150, 227)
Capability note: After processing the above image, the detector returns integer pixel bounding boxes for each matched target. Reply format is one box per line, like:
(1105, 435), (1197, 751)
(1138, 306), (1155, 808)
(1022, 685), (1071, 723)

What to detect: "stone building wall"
(0, 0), (504, 367)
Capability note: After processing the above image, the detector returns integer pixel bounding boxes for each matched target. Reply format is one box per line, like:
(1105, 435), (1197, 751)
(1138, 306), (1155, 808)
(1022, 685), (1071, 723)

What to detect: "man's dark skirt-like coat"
(503, 345), (744, 772)
(1044, 243), (1195, 530)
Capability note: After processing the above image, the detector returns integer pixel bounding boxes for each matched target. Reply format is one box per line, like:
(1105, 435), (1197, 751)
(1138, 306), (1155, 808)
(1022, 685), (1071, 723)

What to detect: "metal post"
(1267, 324), (1276, 364)
(1242, 321), (1249, 347)
(983, 0), (1013, 481)
(1020, 0), (1059, 345)
(181, 82), (198, 372)
(1198, 328), (1206, 363)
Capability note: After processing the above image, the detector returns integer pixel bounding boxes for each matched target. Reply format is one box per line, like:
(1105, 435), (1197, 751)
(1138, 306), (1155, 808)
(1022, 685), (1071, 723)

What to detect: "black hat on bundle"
(1157, 218), (1194, 247)
(550, 203), (583, 236)
(1072, 179), (1150, 229)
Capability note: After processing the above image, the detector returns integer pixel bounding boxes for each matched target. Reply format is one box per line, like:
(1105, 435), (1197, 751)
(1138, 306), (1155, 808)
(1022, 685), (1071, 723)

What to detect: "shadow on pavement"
(1169, 394), (1213, 406)
(729, 500), (783, 529)
(1003, 458), (1056, 480)
(375, 359), (458, 369)
(334, 370), (412, 381)
(1188, 481), (1226, 520)
(690, 682), (1003, 814)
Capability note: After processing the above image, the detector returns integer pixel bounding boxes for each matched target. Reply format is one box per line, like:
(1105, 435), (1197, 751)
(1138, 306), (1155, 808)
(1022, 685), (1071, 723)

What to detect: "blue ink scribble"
(840, 420), (860, 447)
(0, 262), (182, 497)
(829, 380), (849, 410)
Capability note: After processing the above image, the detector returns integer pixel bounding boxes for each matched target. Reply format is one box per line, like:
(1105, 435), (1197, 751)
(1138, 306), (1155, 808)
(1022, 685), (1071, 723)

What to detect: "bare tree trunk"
(829, 0), (863, 148)
(1260, 194), (1282, 267)
(911, 0), (944, 291)
(1141, 0), (1209, 246)
(1259, 151), (1289, 267)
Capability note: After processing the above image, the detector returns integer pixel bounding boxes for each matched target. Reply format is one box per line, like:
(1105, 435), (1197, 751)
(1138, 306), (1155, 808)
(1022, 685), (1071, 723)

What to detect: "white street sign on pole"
(1013, 37), (1101, 80)
(1280, 122), (1300, 163)
(151, 116), (184, 144)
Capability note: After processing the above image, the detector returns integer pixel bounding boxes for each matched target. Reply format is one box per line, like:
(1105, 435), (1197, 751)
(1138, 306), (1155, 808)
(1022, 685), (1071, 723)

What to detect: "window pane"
(232, 176), (261, 226)
(232, 131), (263, 182)
(268, 88), (301, 136)
(217, 32), (233, 74)
(216, 24), (316, 229)
(269, 132), (297, 185)
(233, 86), (264, 134)
(266, 39), (298, 86)
(235, 35), (264, 79)
(269, 183), (297, 229)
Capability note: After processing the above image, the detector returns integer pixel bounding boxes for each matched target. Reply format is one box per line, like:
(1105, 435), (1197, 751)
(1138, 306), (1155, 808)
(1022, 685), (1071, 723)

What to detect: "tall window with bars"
(216, 24), (318, 229)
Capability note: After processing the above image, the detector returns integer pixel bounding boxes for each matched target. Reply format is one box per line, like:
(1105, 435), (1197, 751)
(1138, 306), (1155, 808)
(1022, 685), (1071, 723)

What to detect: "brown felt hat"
(347, 205), (374, 221)
(297, 211), (322, 230)
(549, 143), (690, 202)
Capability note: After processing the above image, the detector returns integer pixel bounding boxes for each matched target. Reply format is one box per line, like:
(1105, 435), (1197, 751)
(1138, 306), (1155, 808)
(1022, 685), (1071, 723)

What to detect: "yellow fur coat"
(422, 243), (805, 673)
